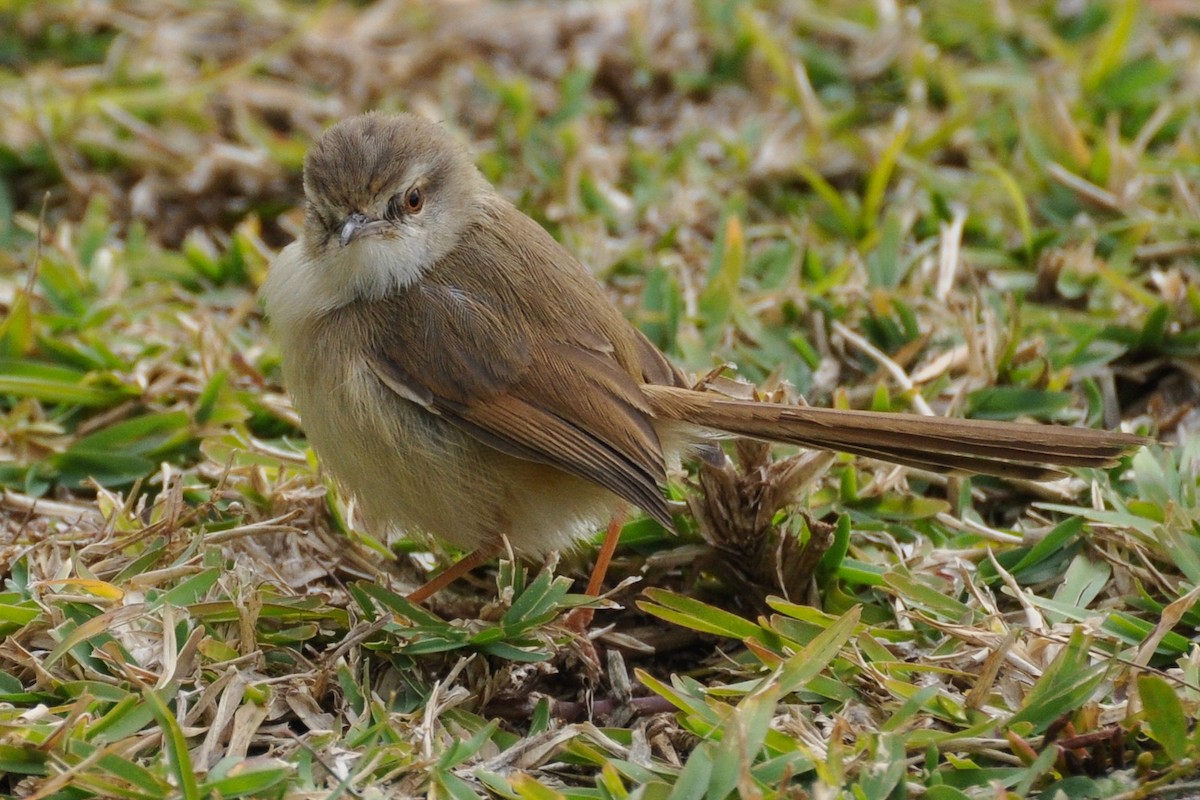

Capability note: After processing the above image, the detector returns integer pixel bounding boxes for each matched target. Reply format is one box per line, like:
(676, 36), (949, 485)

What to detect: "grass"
(0, 0), (1197, 797)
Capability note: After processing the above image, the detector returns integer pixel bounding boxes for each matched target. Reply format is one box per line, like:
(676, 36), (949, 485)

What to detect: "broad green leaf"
(814, 513), (851, 586)
(435, 768), (487, 800)
(152, 568), (220, 609)
(1008, 516), (1085, 576)
(61, 410), (194, 458)
(1007, 629), (1107, 734)
(0, 743), (49, 776)
(200, 764), (290, 799)
(144, 689), (200, 800)
(667, 742), (714, 800)
(1102, 611), (1192, 655)
(856, 734), (905, 799)
(965, 387), (1073, 421)
(883, 571), (974, 622)
(776, 606), (860, 695)
(639, 588), (765, 642)
(636, 671), (721, 724)
(848, 493), (949, 521)
(1138, 674), (1188, 763)
(501, 569), (572, 629)
(0, 358), (134, 406)
(94, 750), (172, 796)
(438, 721), (500, 770)
(87, 693), (158, 743)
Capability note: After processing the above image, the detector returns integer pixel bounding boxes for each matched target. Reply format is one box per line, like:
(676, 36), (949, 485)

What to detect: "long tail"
(643, 385), (1149, 481)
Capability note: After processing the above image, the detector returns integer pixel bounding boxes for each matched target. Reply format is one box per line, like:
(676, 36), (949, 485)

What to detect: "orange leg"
(565, 509), (628, 634)
(586, 510), (627, 596)
(406, 544), (500, 604)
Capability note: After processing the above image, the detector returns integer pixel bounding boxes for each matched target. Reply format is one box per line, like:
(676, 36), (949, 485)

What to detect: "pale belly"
(285, 347), (620, 557)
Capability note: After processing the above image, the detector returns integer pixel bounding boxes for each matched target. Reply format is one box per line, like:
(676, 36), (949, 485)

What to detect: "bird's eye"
(404, 187), (424, 213)
(386, 187), (424, 219)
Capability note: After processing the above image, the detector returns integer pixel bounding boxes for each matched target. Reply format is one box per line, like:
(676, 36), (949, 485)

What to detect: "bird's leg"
(586, 510), (628, 596)
(406, 544), (500, 603)
(565, 509), (628, 632)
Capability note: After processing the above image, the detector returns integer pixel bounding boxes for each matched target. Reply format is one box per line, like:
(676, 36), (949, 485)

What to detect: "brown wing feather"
(363, 202), (675, 528)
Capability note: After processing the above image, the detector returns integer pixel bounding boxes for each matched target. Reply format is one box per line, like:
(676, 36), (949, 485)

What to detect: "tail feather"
(643, 385), (1148, 480)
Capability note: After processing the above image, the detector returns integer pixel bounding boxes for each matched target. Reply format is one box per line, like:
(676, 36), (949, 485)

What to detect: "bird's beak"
(339, 213), (388, 246)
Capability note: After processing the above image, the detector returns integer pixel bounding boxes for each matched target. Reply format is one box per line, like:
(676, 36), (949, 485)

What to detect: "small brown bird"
(262, 112), (1149, 602)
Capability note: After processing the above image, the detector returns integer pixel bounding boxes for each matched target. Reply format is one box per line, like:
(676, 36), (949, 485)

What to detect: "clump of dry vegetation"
(1, 1), (1197, 797)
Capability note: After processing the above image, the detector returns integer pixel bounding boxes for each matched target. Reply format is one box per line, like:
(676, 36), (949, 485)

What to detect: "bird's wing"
(364, 263), (674, 529)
